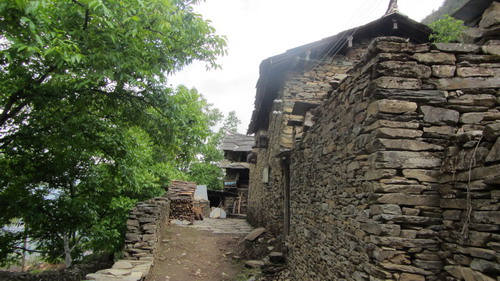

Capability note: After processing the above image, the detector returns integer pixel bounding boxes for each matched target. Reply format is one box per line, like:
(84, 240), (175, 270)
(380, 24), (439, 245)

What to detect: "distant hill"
(421, 0), (469, 24)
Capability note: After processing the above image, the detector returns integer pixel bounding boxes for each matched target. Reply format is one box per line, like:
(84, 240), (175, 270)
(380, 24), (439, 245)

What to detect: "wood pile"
(166, 180), (196, 222)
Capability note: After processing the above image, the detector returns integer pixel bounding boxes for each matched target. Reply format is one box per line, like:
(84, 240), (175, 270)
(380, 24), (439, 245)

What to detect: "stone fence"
(85, 196), (170, 281)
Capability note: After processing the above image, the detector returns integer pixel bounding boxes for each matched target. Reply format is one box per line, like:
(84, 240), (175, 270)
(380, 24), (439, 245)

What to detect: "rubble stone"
(413, 52), (456, 65)
(420, 106), (459, 125)
(245, 227), (266, 241)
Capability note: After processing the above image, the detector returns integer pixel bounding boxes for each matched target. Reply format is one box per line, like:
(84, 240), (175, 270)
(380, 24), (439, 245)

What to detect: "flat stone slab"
(245, 260), (265, 269)
(100, 269), (133, 276)
(86, 260), (151, 281)
(112, 261), (134, 269)
(86, 273), (141, 281)
(179, 218), (253, 234)
(245, 227), (266, 241)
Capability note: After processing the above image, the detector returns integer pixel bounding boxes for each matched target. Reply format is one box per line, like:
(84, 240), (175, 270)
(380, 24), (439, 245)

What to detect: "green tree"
(221, 111), (241, 135)
(428, 15), (466, 43)
(421, 0), (468, 24)
(187, 111), (241, 190)
(0, 0), (226, 268)
(0, 85), (218, 267)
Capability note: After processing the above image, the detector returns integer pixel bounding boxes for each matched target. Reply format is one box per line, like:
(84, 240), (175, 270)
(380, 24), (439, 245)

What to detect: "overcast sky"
(169, 0), (445, 134)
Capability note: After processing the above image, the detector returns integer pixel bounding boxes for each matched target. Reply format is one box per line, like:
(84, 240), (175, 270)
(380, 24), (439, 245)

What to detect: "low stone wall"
(194, 199), (211, 218)
(85, 196), (170, 281)
(287, 37), (500, 280)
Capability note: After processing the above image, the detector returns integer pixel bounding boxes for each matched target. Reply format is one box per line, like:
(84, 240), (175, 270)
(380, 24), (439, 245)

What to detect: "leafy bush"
(429, 15), (466, 43)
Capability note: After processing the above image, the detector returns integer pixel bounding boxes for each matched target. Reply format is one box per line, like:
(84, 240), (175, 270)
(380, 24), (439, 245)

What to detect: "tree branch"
(0, 68), (55, 128)
(145, 27), (165, 36)
(0, 99), (29, 128)
(13, 246), (50, 254)
(83, 8), (90, 30)
(90, 88), (170, 120)
(69, 234), (84, 252)
(71, 0), (85, 7)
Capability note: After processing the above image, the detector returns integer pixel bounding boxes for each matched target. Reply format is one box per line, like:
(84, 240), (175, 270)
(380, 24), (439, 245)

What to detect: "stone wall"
(85, 196), (170, 281)
(440, 122), (500, 280)
(286, 37), (500, 280)
(193, 199), (210, 218)
(248, 44), (368, 234)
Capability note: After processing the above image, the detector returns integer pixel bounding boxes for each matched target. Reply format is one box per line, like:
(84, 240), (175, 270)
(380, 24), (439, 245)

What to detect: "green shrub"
(429, 15), (467, 43)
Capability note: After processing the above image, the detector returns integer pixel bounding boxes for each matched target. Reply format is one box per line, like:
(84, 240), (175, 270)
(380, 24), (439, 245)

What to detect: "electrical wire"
(308, 0), (386, 70)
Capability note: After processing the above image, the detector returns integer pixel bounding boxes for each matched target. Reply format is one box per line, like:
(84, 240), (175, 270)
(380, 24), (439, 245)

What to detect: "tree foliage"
(428, 15), (466, 43)
(421, 0), (468, 24)
(187, 111), (241, 190)
(0, 0), (226, 268)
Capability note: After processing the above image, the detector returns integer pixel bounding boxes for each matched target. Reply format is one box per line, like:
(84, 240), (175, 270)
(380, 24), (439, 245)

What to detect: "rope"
(460, 135), (483, 243)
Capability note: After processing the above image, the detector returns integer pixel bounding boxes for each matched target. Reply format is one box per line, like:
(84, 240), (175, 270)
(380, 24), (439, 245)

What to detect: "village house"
(247, 0), (432, 235)
(213, 133), (254, 216)
(247, 0), (500, 280)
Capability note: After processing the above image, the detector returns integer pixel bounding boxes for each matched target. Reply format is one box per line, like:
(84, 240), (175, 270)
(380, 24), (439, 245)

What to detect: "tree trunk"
(62, 233), (72, 268)
(21, 227), (28, 272)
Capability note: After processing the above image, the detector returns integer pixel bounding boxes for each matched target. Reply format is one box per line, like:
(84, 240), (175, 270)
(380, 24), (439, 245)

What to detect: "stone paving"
(86, 259), (153, 281)
(178, 218), (254, 234)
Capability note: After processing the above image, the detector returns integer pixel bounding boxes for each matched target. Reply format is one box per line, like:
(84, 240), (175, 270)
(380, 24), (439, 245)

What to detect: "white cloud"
(169, 0), (445, 133)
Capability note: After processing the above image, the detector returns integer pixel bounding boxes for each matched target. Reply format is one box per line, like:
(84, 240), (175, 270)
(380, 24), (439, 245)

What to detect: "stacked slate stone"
(440, 122), (500, 281)
(287, 36), (499, 281)
(85, 196), (170, 280)
(167, 180), (196, 222)
(193, 199), (211, 218)
(364, 38), (499, 281)
(462, 2), (500, 45)
(123, 197), (170, 260)
(247, 43), (368, 234)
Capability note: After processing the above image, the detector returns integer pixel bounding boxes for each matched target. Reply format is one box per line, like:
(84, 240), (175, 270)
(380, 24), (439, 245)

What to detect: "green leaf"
(0, 0), (227, 266)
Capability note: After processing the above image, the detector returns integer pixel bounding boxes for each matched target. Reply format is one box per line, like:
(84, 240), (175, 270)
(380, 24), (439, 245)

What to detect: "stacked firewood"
(166, 180), (196, 221)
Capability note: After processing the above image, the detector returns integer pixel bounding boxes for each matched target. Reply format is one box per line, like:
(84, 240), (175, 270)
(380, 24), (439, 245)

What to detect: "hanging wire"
(309, 0), (386, 70)
(312, 0), (385, 68)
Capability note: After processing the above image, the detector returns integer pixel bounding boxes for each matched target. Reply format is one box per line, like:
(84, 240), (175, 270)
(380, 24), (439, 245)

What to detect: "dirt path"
(146, 220), (250, 281)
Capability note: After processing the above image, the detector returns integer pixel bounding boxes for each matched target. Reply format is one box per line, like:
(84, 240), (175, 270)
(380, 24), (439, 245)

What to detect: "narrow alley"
(146, 219), (253, 281)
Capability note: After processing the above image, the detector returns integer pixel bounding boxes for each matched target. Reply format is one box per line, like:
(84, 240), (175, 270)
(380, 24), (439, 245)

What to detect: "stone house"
(215, 133), (254, 216)
(247, 0), (500, 280)
(247, 5), (432, 236)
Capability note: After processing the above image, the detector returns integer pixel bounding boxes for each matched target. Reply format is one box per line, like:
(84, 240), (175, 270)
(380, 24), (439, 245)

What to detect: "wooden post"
(237, 192), (242, 214)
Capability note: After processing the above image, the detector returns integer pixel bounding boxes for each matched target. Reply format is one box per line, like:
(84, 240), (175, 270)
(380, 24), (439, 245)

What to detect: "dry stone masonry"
(248, 43), (369, 234)
(286, 37), (500, 280)
(85, 196), (170, 281)
(247, 2), (500, 279)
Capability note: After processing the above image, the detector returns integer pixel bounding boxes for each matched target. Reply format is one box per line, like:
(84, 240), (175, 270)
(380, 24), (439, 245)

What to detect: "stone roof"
(218, 160), (250, 170)
(247, 12), (432, 134)
(219, 133), (254, 152)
